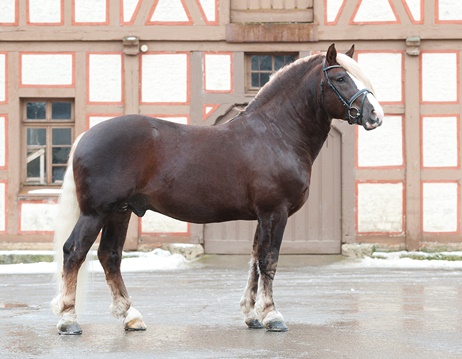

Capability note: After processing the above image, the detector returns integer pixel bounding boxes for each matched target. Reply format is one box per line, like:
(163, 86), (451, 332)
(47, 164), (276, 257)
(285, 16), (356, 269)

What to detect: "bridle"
(322, 59), (373, 126)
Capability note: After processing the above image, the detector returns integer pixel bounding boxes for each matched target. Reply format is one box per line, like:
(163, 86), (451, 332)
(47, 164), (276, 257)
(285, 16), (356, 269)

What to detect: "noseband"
(322, 60), (373, 126)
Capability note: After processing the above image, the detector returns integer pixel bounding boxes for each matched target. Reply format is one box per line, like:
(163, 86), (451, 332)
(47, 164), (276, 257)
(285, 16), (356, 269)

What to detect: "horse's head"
(321, 44), (384, 131)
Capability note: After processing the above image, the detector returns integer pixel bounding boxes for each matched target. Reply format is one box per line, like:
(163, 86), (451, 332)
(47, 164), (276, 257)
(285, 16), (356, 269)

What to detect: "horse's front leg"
(254, 210), (288, 332)
(98, 212), (146, 331)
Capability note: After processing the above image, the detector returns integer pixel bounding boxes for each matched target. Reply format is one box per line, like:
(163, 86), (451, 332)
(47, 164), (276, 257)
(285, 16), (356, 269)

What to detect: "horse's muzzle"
(362, 111), (383, 131)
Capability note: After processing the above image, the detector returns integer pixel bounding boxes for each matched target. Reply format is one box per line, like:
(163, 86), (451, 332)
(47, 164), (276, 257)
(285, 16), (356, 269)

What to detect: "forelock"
(336, 53), (375, 94)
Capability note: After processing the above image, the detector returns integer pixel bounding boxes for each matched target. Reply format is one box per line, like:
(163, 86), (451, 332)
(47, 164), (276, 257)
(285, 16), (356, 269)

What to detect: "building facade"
(0, 0), (462, 253)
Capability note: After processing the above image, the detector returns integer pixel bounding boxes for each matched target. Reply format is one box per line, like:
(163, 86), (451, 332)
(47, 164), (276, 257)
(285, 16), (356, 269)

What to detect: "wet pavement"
(1, 255), (462, 358)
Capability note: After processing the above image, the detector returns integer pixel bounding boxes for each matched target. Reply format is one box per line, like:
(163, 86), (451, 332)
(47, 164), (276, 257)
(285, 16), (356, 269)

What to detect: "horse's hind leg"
(240, 225), (264, 329)
(98, 211), (146, 331)
(52, 214), (104, 335)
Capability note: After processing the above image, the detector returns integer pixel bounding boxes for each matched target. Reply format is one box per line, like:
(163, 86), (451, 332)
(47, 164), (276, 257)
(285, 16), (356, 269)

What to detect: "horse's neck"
(244, 81), (332, 164)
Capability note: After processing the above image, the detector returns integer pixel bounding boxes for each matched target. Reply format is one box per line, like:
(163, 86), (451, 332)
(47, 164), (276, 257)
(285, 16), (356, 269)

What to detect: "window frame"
(21, 98), (75, 187)
(245, 52), (298, 94)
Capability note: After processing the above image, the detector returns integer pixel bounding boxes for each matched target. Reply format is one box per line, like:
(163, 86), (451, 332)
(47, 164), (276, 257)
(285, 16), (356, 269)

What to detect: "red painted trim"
(324, 0), (346, 25)
(0, 181), (7, 234)
(0, 53), (8, 104)
(356, 180), (405, 236)
(120, 0), (142, 25)
(355, 50), (405, 105)
(18, 199), (58, 235)
(195, 0), (219, 25)
(401, 0), (423, 24)
(146, 0), (193, 25)
(86, 113), (121, 130)
(421, 180), (461, 234)
(139, 52), (191, 105)
(203, 52), (234, 94)
(86, 52), (124, 105)
(0, 115), (8, 170)
(435, 0), (462, 24)
(139, 217), (191, 236)
(26, 0), (64, 26)
(420, 50), (460, 104)
(0, 0), (19, 26)
(420, 114), (460, 170)
(72, 0), (110, 25)
(203, 104), (220, 121)
(355, 114), (405, 170)
(350, 0), (400, 25)
(19, 52), (75, 88)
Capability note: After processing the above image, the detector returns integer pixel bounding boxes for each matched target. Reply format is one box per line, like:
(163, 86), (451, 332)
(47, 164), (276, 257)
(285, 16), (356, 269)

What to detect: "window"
(247, 53), (297, 92)
(22, 99), (74, 186)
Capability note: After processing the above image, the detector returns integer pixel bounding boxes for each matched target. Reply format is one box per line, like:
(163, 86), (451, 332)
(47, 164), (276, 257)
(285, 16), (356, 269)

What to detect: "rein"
(321, 59), (373, 126)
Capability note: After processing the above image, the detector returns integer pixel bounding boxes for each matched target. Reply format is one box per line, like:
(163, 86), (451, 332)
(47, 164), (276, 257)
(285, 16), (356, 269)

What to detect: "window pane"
(260, 73), (271, 87)
(274, 56), (286, 70)
(26, 102), (46, 120)
(251, 73), (260, 88)
(52, 147), (70, 164)
(26, 149), (46, 184)
(251, 56), (259, 71)
(27, 128), (46, 146)
(259, 56), (272, 71)
(52, 128), (71, 145)
(52, 166), (66, 184)
(52, 102), (72, 120)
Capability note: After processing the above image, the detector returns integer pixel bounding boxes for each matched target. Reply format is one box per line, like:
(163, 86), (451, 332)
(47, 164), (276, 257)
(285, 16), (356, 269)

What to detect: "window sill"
(18, 186), (62, 201)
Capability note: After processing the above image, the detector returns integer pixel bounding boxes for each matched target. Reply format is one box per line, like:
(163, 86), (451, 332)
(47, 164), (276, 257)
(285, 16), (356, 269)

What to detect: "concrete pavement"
(1, 255), (461, 358)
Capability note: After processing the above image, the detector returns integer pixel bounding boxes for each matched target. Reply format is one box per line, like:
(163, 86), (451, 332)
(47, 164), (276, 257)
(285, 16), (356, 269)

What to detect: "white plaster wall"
(422, 52), (458, 102)
(422, 116), (458, 167)
(358, 115), (403, 167)
(74, 0), (106, 23)
(404, 0), (421, 22)
(353, 0), (397, 22)
(357, 182), (403, 233)
(29, 0), (62, 23)
(141, 53), (188, 103)
(204, 53), (232, 92)
(0, 54), (5, 102)
(438, 0), (462, 21)
(21, 203), (58, 232)
(326, 0), (344, 22)
(150, 0), (189, 22)
(0, 0), (16, 23)
(89, 54), (122, 103)
(157, 116), (188, 125)
(89, 116), (113, 128)
(122, 0), (139, 22)
(0, 116), (5, 167)
(0, 183), (5, 232)
(21, 54), (73, 86)
(141, 211), (188, 233)
(357, 52), (402, 103)
(198, 0), (216, 22)
(423, 182), (459, 232)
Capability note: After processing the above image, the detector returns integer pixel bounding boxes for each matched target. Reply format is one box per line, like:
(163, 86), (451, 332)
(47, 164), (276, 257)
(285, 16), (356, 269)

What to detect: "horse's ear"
(326, 43), (337, 66)
(345, 45), (355, 58)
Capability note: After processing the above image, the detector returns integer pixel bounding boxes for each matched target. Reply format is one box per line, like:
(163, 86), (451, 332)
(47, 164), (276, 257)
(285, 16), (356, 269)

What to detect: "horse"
(51, 44), (383, 335)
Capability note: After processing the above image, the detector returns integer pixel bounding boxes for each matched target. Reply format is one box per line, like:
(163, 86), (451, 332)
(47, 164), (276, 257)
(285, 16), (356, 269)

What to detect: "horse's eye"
(337, 77), (345, 83)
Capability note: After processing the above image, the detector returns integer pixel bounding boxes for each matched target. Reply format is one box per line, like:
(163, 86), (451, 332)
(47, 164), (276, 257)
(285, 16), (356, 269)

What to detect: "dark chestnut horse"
(52, 44), (383, 334)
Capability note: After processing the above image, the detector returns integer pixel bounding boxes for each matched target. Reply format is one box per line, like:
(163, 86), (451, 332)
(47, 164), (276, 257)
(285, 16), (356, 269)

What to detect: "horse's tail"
(53, 133), (87, 313)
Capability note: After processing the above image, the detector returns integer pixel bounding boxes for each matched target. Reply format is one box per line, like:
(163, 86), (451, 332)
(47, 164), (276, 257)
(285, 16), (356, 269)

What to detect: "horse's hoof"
(124, 318), (147, 331)
(58, 322), (82, 335)
(265, 320), (288, 332)
(246, 319), (264, 329)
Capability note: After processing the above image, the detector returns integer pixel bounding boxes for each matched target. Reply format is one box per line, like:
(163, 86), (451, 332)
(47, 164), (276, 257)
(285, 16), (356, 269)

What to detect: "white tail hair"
(53, 132), (88, 313)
